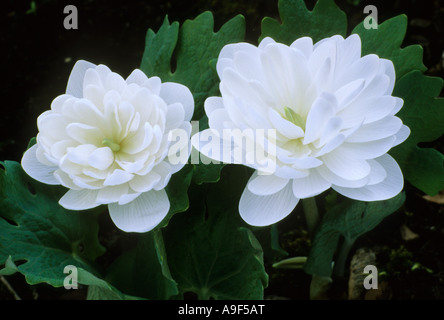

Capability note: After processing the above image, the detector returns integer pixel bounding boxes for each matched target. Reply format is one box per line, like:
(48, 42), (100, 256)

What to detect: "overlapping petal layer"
(192, 35), (409, 226)
(22, 60), (194, 232)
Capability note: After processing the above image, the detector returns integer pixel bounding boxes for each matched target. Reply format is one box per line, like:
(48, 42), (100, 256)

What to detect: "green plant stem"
(302, 197), (319, 236)
(333, 237), (355, 278)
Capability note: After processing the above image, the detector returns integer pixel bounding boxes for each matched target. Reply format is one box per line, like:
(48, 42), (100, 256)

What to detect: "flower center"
(283, 106), (305, 130)
(102, 138), (121, 152)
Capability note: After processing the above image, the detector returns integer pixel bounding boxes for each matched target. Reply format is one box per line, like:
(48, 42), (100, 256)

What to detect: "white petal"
(204, 96), (224, 116)
(334, 78), (365, 111)
(268, 108), (305, 139)
(338, 136), (396, 160)
(208, 107), (232, 134)
(165, 102), (185, 131)
(304, 94), (336, 144)
(144, 76), (162, 95)
(118, 192), (142, 205)
(273, 165), (309, 179)
(108, 189), (170, 233)
(292, 170), (331, 198)
(290, 37), (313, 59)
(59, 189), (100, 210)
(21, 145), (59, 185)
(66, 123), (103, 145)
(217, 42), (259, 78)
(191, 129), (234, 164)
(317, 165), (369, 188)
(322, 148), (371, 181)
(345, 116), (403, 143)
(104, 169), (134, 186)
(66, 144), (96, 165)
(239, 181), (299, 227)
(247, 171), (290, 196)
(152, 161), (172, 191)
(315, 134), (346, 157)
(392, 125), (410, 147)
(380, 59), (396, 95)
(96, 185), (129, 204)
(319, 117), (343, 146)
(332, 154), (403, 201)
(335, 54), (379, 89)
(367, 159), (387, 185)
(160, 82), (194, 122)
(339, 95), (397, 128)
(129, 172), (161, 193)
(66, 60), (96, 98)
(88, 147), (114, 170)
(335, 34), (362, 71)
(105, 71), (127, 93)
(126, 69), (149, 86)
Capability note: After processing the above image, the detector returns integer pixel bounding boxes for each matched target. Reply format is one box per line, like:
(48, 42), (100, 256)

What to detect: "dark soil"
(1, 0), (443, 300)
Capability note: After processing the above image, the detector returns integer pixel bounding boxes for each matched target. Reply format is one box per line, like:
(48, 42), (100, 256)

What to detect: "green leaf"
(104, 229), (178, 300)
(141, 12), (246, 120)
(160, 164), (194, 228)
(390, 71), (444, 195)
(352, 15), (426, 79)
(0, 161), (105, 287)
(77, 268), (144, 300)
(304, 193), (405, 277)
(260, 0), (347, 44)
(163, 166), (268, 299)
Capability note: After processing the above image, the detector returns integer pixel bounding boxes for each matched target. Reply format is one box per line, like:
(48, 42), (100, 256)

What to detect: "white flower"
(22, 60), (194, 233)
(191, 35), (410, 227)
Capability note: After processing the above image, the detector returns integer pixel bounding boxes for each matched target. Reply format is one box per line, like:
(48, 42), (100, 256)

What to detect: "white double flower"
(22, 60), (193, 233)
(192, 34), (410, 226)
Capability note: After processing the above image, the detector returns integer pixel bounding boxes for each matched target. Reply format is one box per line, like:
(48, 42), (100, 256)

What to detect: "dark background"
(1, 0), (444, 300)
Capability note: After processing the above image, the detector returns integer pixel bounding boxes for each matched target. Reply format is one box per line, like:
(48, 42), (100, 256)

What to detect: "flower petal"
(247, 171), (290, 196)
(239, 181), (299, 227)
(126, 69), (149, 86)
(21, 145), (59, 185)
(59, 189), (100, 210)
(345, 116), (403, 143)
(160, 82), (194, 122)
(108, 189), (170, 233)
(392, 124), (411, 147)
(165, 102), (185, 132)
(103, 169), (134, 186)
(292, 169), (331, 198)
(303, 93), (336, 144)
(332, 154), (403, 201)
(88, 147), (114, 170)
(66, 60), (96, 98)
(268, 108), (305, 140)
(322, 148), (371, 181)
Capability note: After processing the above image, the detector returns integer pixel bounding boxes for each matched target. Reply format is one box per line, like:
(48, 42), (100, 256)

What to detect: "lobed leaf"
(391, 71), (444, 195)
(260, 0), (347, 44)
(0, 161), (105, 287)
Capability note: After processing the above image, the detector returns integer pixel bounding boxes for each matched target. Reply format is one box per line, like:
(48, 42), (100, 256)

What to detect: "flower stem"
(333, 236), (355, 278)
(302, 197), (319, 236)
